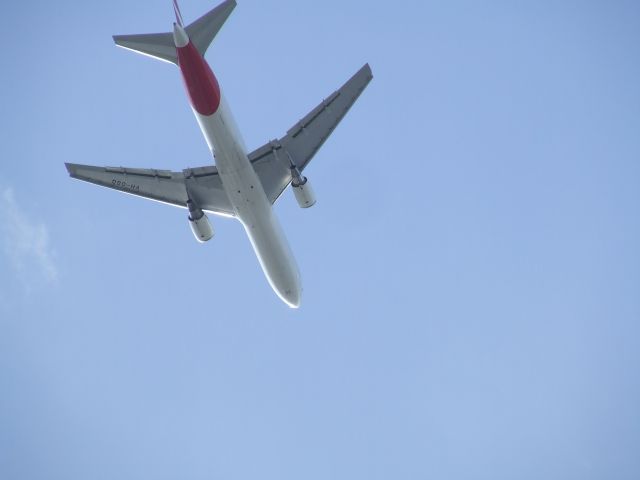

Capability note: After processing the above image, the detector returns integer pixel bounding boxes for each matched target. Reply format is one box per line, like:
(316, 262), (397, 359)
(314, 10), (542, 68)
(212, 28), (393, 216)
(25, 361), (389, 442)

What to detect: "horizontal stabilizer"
(112, 0), (236, 63)
(186, 0), (236, 56)
(113, 32), (177, 64)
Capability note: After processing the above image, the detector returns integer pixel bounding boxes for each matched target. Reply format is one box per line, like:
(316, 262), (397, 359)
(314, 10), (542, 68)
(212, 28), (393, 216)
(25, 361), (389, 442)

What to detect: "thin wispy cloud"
(1, 187), (58, 288)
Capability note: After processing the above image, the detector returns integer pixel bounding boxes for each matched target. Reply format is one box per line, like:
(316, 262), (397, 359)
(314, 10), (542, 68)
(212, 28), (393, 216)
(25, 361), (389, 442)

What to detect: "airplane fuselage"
(174, 24), (301, 307)
(66, 1), (372, 308)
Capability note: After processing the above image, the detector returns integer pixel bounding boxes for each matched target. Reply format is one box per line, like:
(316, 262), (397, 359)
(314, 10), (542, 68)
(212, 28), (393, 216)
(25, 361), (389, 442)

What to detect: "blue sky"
(1, 1), (640, 479)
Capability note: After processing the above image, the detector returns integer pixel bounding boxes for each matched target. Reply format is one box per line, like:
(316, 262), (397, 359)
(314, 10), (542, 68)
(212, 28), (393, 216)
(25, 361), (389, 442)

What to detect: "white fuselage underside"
(193, 96), (301, 307)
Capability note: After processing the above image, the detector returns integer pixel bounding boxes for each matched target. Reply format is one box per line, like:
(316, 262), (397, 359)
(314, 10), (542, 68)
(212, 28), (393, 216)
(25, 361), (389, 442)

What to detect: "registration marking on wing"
(111, 179), (141, 192)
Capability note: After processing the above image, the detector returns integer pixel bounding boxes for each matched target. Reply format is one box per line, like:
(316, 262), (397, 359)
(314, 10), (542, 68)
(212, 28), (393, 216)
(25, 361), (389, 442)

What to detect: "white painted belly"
(193, 106), (302, 307)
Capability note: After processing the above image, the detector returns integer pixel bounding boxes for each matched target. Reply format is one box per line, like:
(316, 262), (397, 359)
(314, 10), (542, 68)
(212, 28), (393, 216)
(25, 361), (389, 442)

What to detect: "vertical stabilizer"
(173, 0), (185, 26)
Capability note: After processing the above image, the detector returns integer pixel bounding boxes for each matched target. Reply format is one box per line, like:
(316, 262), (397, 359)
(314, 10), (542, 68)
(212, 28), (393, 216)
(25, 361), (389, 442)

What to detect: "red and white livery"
(66, 0), (372, 307)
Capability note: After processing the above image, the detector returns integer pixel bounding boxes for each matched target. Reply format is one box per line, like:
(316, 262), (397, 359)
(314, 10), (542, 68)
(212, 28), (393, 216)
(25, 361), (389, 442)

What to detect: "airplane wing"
(248, 63), (373, 203)
(65, 163), (235, 217)
(65, 64), (371, 214)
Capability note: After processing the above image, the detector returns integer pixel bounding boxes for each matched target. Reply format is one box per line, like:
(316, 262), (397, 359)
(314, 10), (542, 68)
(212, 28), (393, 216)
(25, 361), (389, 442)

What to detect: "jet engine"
(187, 200), (214, 242)
(291, 166), (316, 208)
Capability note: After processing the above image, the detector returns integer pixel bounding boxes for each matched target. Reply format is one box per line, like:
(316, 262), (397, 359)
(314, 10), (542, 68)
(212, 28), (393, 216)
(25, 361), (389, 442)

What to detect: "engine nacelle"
(291, 168), (316, 208)
(187, 200), (214, 242)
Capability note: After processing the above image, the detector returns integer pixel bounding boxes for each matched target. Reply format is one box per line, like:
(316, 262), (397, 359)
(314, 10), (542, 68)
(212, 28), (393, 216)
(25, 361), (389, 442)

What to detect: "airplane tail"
(112, 0), (237, 65)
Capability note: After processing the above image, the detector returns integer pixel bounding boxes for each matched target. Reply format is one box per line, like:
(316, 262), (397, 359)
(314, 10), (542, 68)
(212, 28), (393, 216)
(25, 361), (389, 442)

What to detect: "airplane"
(65, 0), (372, 308)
